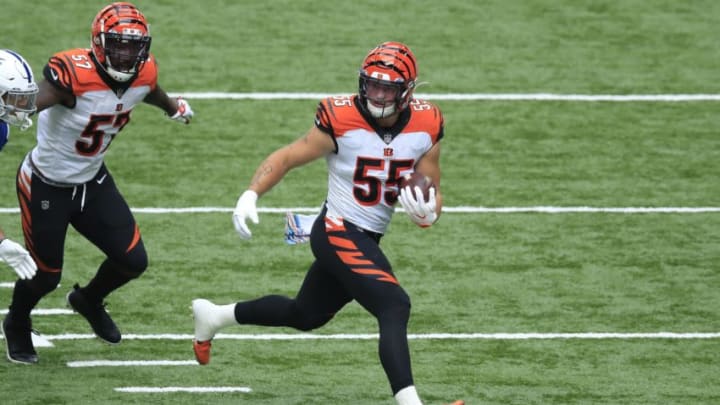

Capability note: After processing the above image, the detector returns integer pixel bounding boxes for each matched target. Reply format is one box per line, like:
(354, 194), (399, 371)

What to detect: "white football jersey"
(30, 48), (158, 185)
(315, 95), (444, 234)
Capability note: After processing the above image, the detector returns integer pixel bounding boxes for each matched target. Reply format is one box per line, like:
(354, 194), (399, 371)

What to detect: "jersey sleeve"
(406, 99), (445, 144)
(435, 106), (445, 143)
(314, 95), (367, 139)
(135, 54), (158, 91)
(44, 54), (74, 94)
(314, 97), (336, 136)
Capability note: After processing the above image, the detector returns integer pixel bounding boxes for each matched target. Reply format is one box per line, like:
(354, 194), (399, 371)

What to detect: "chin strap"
(19, 116), (32, 131)
(366, 101), (396, 118)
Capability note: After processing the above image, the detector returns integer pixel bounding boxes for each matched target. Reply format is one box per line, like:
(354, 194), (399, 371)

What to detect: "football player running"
(0, 49), (38, 283)
(193, 42), (463, 405)
(2, 2), (194, 365)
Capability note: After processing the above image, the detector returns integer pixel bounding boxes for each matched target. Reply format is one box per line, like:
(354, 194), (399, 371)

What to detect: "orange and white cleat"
(193, 339), (212, 365)
(192, 299), (221, 365)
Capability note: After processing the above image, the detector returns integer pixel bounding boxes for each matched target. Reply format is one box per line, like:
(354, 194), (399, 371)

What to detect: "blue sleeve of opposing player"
(0, 121), (9, 151)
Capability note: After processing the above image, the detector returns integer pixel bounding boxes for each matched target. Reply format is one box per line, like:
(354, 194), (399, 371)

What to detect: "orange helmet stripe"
(362, 41), (417, 83)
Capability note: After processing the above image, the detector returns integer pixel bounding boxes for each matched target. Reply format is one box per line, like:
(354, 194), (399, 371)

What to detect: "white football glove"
(232, 190), (259, 239)
(169, 97), (194, 124)
(398, 186), (438, 228)
(0, 238), (37, 280)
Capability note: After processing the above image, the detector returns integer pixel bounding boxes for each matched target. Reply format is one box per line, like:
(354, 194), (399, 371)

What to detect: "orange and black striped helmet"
(91, 2), (151, 82)
(358, 42), (417, 117)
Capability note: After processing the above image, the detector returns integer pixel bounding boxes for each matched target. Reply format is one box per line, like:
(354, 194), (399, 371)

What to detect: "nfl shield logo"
(41, 200), (50, 210)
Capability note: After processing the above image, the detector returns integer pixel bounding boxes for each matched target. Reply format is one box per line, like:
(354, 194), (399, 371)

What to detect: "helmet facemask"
(358, 42), (417, 119)
(0, 50), (38, 131)
(359, 74), (413, 118)
(96, 31), (151, 82)
(0, 90), (37, 130)
(91, 2), (151, 82)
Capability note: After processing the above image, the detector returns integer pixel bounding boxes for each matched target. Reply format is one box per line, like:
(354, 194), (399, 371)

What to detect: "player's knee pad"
(112, 247), (148, 279)
(290, 306), (335, 331)
(293, 314), (334, 331)
(27, 271), (62, 296)
(102, 257), (147, 282)
(123, 255), (147, 279)
(376, 291), (412, 325)
(383, 302), (411, 323)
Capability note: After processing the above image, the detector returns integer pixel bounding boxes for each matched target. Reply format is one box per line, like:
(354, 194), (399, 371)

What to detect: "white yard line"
(0, 308), (74, 315)
(5, 332), (719, 341)
(68, 360), (197, 367)
(1, 206), (719, 214)
(31, 331), (54, 347)
(168, 92), (720, 102)
(115, 386), (252, 393)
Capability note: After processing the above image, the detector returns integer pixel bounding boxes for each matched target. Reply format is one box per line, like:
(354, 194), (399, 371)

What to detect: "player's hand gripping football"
(0, 238), (37, 280)
(169, 97), (194, 124)
(398, 185), (438, 228)
(232, 190), (259, 239)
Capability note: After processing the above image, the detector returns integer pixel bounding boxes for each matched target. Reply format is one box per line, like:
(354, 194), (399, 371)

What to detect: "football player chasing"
(0, 49), (38, 283)
(193, 42), (463, 405)
(2, 2), (194, 365)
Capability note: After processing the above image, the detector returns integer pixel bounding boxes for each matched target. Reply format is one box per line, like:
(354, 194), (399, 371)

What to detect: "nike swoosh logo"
(50, 68), (59, 82)
(96, 174), (107, 184)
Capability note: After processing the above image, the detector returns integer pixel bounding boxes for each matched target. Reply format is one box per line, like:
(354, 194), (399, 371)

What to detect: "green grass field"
(1, 1), (720, 404)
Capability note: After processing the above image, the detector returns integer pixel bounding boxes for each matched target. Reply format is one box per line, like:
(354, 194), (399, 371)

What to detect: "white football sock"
(193, 299), (239, 341)
(395, 385), (422, 405)
(216, 303), (239, 327)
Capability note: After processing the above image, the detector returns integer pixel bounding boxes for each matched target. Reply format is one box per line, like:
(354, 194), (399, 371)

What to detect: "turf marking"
(0, 308), (74, 315)
(1, 206), (719, 214)
(115, 386), (252, 393)
(169, 92), (720, 102)
(14, 332), (720, 341)
(31, 331), (54, 347)
(0, 282), (63, 288)
(68, 360), (197, 367)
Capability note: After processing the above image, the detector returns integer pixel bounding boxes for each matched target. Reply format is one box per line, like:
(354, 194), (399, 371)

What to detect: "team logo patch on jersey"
(383, 147), (394, 157)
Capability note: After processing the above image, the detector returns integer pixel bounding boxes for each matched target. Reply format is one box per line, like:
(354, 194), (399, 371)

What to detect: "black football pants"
(234, 205), (415, 394)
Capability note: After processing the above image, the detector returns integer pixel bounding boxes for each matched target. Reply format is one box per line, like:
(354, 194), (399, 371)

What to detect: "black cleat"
(2, 314), (38, 364)
(66, 284), (121, 344)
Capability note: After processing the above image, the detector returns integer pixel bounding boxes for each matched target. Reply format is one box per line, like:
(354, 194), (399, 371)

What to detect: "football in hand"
(398, 172), (435, 203)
